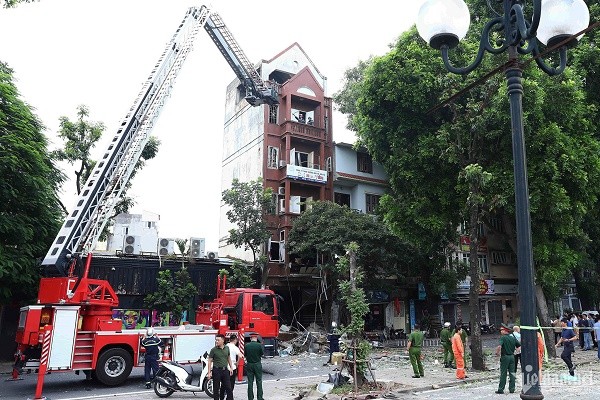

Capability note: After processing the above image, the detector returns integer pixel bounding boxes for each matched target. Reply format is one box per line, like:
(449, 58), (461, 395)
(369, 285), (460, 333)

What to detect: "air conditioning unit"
(157, 238), (174, 256)
(206, 251), (219, 261)
(278, 187), (285, 196)
(326, 156), (333, 172)
(123, 235), (141, 255)
(189, 237), (205, 258)
(278, 160), (287, 168)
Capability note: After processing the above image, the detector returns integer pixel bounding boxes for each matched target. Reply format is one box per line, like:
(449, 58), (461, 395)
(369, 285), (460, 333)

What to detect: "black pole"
(506, 48), (543, 400)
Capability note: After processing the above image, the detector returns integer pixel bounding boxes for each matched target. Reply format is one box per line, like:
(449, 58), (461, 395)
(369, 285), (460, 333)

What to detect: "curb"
(386, 357), (599, 396)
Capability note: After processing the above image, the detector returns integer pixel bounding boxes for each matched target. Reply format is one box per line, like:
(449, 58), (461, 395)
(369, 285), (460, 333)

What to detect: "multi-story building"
(218, 43), (333, 289)
(332, 142), (388, 213)
(446, 218), (519, 328)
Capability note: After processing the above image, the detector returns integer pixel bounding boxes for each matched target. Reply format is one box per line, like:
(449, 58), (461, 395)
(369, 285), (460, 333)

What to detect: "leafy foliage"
(222, 178), (272, 287)
(53, 105), (104, 195)
(334, 0), (600, 365)
(0, 61), (64, 304)
(145, 268), (197, 319)
(2, 0), (35, 7)
(219, 260), (255, 289)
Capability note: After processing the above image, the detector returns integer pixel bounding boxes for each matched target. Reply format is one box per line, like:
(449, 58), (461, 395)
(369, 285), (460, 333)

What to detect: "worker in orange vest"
(451, 324), (467, 380)
(537, 331), (545, 381)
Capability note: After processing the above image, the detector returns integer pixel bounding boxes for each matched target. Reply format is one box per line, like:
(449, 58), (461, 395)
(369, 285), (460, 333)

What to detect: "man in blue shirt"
(555, 318), (577, 376)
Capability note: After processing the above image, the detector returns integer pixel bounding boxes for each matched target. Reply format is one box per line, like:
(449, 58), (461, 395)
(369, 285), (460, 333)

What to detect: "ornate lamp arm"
(532, 46), (568, 76)
(440, 17), (504, 75)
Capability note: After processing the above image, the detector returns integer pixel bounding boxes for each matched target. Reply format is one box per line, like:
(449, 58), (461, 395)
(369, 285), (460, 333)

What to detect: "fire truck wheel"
(153, 370), (175, 398)
(95, 348), (133, 386)
(203, 376), (214, 397)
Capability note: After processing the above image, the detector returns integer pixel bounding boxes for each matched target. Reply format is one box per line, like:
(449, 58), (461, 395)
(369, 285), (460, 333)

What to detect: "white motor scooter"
(153, 351), (213, 398)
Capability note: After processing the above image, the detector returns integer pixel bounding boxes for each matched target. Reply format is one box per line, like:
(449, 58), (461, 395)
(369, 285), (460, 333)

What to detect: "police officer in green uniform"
(407, 323), (425, 378)
(440, 322), (454, 368)
(245, 333), (264, 400)
(495, 323), (520, 394)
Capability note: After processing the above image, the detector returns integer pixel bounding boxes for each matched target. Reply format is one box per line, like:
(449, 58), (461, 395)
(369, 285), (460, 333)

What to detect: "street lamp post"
(416, 1), (590, 399)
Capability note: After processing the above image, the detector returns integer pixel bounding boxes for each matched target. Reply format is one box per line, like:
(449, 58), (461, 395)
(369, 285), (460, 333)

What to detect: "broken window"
(334, 192), (351, 207)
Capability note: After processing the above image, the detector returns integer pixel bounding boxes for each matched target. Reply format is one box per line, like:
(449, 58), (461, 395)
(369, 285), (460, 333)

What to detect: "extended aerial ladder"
(43, 6), (279, 274)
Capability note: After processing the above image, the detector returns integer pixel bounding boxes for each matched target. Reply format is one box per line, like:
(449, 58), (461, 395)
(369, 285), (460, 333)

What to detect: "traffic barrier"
(237, 328), (245, 382)
(162, 344), (171, 361)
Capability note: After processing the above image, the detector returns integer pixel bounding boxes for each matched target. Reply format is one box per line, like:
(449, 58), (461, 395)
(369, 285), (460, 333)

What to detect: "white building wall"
(106, 213), (160, 254)
(218, 79), (265, 261)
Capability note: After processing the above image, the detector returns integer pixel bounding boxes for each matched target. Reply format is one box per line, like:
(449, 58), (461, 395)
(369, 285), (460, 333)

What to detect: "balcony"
(280, 121), (325, 141)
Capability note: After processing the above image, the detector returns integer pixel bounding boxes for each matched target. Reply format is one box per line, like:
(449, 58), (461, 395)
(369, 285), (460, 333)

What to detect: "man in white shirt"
(221, 334), (244, 400)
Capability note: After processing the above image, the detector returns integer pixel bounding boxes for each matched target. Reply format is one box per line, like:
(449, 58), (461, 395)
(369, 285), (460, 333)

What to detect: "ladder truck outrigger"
(13, 5), (280, 389)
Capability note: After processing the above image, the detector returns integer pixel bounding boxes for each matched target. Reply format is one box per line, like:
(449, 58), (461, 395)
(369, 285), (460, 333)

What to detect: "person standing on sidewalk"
(245, 333), (264, 400)
(537, 330), (545, 382)
(581, 314), (593, 350)
(407, 323), (425, 378)
(495, 323), (519, 394)
(141, 327), (162, 389)
(451, 324), (466, 380)
(440, 322), (454, 368)
(555, 318), (577, 377)
(512, 325), (522, 372)
(593, 315), (600, 361)
(451, 320), (469, 366)
(221, 335), (244, 400)
(207, 334), (234, 400)
(552, 316), (563, 345)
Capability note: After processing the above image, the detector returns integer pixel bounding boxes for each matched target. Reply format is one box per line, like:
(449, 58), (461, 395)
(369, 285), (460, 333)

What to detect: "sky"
(0, 0), (426, 251)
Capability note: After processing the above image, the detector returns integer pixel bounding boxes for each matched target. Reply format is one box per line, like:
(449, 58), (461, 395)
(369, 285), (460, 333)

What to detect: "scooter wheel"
(203, 377), (214, 397)
(154, 370), (175, 398)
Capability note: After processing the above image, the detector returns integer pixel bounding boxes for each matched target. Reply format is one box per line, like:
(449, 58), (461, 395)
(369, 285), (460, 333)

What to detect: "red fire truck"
(13, 254), (216, 386)
(13, 4), (280, 389)
(196, 275), (279, 356)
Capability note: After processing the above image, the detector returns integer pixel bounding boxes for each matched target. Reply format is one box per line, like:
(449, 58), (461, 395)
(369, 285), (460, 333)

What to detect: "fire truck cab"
(196, 275), (279, 356)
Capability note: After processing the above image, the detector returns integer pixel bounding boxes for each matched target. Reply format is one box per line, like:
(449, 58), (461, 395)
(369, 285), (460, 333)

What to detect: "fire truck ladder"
(43, 5), (279, 274)
(43, 7), (208, 273)
(203, 9), (279, 106)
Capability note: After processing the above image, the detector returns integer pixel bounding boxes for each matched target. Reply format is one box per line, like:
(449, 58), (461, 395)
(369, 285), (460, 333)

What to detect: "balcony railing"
(281, 121), (324, 141)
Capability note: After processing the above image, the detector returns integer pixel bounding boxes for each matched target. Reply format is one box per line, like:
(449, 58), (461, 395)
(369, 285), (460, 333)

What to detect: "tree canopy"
(222, 178), (272, 288)
(0, 61), (64, 304)
(334, 0), (600, 365)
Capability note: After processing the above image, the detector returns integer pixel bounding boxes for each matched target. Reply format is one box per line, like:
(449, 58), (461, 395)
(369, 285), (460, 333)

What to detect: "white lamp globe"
(417, 0), (471, 49)
(537, 0), (590, 46)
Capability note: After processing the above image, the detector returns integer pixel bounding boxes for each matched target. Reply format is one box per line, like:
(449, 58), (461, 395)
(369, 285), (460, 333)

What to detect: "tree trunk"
(535, 283), (556, 358)
(468, 205), (485, 370)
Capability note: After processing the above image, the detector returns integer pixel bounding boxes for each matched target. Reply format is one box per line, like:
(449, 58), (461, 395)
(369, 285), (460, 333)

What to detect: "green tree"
(53, 105), (104, 197)
(2, 0), (35, 7)
(335, 243), (371, 387)
(334, 1), (600, 366)
(0, 61), (64, 304)
(219, 260), (255, 289)
(222, 178), (272, 288)
(52, 106), (160, 240)
(288, 201), (465, 327)
(145, 268), (197, 323)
